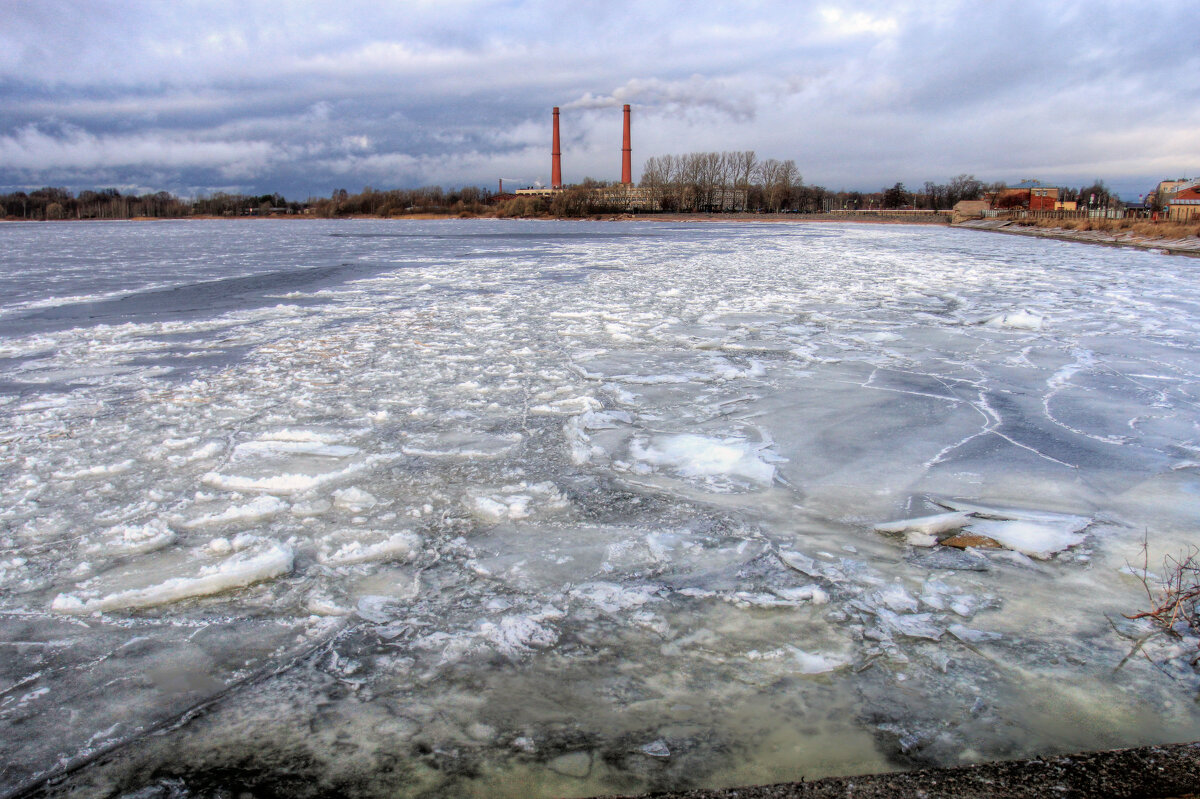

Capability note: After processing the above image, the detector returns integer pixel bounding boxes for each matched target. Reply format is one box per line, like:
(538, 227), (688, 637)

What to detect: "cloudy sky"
(2, 1), (1197, 200)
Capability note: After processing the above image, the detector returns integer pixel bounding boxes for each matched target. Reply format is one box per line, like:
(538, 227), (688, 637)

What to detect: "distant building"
(589, 184), (661, 211)
(952, 200), (990, 219)
(1167, 181), (1200, 221)
(996, 179), (1060, 211)
(1153, 178), (1195, 200)
(514, 187), (560, 197)
(507, 184), (664, 212)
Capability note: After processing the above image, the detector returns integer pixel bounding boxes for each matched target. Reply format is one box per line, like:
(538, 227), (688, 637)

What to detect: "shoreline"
(954, 218), (1200, 258)
(594, 740), (1200, 799)
(5, 213), (1197, 258)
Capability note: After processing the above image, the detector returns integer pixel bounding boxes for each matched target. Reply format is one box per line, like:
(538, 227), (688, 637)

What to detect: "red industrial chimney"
(551, 107), (562, 189)
(621, 104), (632, 185)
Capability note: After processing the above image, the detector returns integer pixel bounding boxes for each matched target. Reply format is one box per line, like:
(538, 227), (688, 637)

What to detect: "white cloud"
(818, 8), (899, 37)
(564, 76), (760, 121)
(0, 125), (279, 177)
(0, 1), (1196, 198)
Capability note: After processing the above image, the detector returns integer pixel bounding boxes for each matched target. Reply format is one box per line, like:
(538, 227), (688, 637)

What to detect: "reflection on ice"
(1, 220), (1199, 797)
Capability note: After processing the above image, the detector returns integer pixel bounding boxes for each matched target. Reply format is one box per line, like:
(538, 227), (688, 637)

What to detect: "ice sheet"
(2, 219), (1199, 797)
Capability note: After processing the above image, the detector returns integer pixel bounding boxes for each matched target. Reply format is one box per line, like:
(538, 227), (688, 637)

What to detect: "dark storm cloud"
(0, 1), (1196, 199)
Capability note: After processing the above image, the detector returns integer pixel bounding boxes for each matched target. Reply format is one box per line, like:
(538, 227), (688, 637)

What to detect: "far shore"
(5, 212), (1197, 257)
(1, 211), (949, 224)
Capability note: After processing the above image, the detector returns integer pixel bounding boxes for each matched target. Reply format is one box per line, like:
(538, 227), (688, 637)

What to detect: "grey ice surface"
(0, 219), (1198, 798)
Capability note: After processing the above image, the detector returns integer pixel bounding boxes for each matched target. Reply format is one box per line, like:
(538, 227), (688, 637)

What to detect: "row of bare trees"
(640, 151), (802, 212)
(308, 185), (491, 218)
(0, 186), (490, 220)
(0, 187), (199, 220)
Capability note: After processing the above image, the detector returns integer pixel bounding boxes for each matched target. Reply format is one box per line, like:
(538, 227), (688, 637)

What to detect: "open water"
(1, 219), (1199, 797)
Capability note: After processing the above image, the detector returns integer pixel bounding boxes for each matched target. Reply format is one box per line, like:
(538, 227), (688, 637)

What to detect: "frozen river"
(1, 219), (1198, 797)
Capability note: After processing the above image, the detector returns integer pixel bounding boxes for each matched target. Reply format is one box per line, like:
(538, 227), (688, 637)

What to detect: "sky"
(1, 1), (1197, 201)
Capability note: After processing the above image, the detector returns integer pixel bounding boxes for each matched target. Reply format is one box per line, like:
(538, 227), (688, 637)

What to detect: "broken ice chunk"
(630, 433), (778, 485)
(983, 309), (1044, 330)
(963, 518), (1087, 560)
(640, 740), (671, 758)
(875, 608), (943, 640)
(232, 439), (359, 459)
(471, 494), (531, 521)
(318, 531), (419, 566)
(83, 518), (177, 556)
(875, 583), (919, 613)
(181, 495), (288, 528)
(356, 595), (403, 623)
(332, 486), (378, 512)
(772, 584), (829, 605)
(948, 624), (1002, 644)
(906, 548), (991, 571)
(933, 499), (1089, 528)
(789, 647), (850, 674)
(478, 607), (565, 657)
(874, 512), (972, 547)
(529, 396), (602, 415)
(51, 538), (293, 614)
(569, 582), (658, 614)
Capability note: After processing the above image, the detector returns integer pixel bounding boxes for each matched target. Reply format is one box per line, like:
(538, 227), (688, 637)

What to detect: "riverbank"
(9, 212), (1200, 258)
(599, 740), (1200, 799)
(954, 218), (1200, 257)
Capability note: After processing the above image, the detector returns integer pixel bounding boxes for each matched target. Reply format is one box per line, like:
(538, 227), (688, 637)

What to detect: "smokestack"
(621, 104), (632, 186)
(551, 107), (562, 189)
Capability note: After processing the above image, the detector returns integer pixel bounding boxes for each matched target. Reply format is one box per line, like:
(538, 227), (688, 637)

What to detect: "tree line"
(0, 174), (1132, 222)
(0, 187), (308, 220)
(0, 185), (498, 221)
(637, 153), (996, 213)
(640, 151), (802, 212)
(307, 185), (491, 218)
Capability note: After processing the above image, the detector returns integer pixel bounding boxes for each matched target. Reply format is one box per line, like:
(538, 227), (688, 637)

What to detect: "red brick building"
(994, 180), (1060, 210)
(1167, 183), (1200, 221)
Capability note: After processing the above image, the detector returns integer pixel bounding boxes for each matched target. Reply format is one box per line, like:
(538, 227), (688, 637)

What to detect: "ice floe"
(181, 496), (288, 528)
(83, 519), (177, 555)
(984, 309), (1045, 330)
(52, 536), (293, 613)
(317, 531), (419, 566)
(875, 500), (1091, 559)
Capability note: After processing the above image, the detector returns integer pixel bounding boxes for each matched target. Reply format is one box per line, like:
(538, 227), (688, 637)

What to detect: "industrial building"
(514, 104), (660, 211)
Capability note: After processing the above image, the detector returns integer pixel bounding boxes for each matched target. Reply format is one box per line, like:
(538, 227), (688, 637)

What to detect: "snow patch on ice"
(470, 482), (568, 521)
(332, 487), (377, 512)
(318, 531), (419, 566)
(570, 582), (659, 614)
(478, 607), (565, 657)
(874, 512), (973, 547)
(233, 440), (359, 459)
(401, 431), (522, 460)
(54, 460), (135, 480)
(964, 518), (1087, 560)
(84, 519), (177, 556)
(182, 496), (288, 528)
(984, 309), (1044, 330)
(530, 396), (602, 415)
(630, 434), (778, 485)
